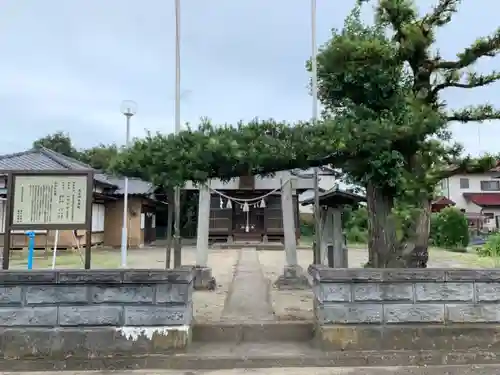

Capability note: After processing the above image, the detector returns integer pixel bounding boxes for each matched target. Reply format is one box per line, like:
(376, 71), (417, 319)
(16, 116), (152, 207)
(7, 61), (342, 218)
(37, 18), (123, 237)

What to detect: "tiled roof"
(105, 177), (154, 196)
(0, 148), (158, 198)
(463, 193), (500, 207)
(0, 147), (115, 186)
(432, 196), (455, 206)
(0, 150), (68, 170)
(301, 187), (365, 206)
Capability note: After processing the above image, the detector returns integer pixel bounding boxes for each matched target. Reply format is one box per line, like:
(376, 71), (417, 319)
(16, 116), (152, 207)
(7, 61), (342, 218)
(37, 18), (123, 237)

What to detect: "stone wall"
(0, 269), (193, 360)
(309, 266), (500, 351)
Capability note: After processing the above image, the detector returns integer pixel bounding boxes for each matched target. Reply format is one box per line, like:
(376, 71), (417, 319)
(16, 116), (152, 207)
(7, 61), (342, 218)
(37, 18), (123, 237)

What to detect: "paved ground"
(6, 365), (500, 374)
(220, 248), (274, 321)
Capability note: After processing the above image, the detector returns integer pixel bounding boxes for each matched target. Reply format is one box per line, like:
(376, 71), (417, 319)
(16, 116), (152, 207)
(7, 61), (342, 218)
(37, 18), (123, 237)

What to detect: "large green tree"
(33, 131), (78, 158)
(113, 0), (500, 267)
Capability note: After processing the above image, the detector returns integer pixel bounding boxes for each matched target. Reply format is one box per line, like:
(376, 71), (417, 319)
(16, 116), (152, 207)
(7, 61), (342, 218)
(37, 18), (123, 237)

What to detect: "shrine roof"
(301, 188), (365, 207)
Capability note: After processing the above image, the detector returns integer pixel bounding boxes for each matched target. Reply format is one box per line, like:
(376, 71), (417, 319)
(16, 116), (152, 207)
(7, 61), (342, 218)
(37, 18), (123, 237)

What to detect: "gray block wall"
(309, 266), (500, 325)
(0, 269), (193, 327)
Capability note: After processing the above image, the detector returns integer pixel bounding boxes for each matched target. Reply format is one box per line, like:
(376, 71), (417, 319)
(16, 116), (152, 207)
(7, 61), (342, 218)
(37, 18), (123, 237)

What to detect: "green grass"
(9, 250), (121, 269)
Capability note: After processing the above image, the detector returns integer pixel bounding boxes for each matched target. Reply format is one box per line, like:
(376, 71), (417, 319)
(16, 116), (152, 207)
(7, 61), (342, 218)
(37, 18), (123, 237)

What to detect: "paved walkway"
(220, 247), (275, 322)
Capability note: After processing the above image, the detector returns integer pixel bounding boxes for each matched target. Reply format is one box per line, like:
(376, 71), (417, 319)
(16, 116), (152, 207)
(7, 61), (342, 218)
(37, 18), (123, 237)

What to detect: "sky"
(0, 0), (499, 156)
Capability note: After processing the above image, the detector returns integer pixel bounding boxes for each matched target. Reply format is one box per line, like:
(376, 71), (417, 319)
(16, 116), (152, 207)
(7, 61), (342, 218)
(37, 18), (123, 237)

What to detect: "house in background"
(437, 164), (500, 231)
(0, 147), (164, 249)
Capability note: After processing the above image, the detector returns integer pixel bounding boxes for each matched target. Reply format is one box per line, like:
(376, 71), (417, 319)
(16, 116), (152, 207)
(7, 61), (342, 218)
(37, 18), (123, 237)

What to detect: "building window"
(480, 180), (500, 191)
(459, 178), (469, 189)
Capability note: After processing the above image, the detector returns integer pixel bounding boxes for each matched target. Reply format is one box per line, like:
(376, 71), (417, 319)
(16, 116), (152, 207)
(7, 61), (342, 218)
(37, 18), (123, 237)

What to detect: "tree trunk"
(366, 182), (403, 267)
(401, 197), (430, 268)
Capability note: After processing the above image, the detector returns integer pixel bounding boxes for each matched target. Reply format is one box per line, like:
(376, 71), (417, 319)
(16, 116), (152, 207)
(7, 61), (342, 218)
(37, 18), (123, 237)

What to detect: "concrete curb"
(3, 348), (500, 371)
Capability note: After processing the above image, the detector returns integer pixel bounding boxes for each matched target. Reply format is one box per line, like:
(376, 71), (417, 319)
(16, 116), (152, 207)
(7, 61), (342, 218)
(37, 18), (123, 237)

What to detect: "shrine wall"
(0, 269), (194, 361)
(310, 265), (500, 352)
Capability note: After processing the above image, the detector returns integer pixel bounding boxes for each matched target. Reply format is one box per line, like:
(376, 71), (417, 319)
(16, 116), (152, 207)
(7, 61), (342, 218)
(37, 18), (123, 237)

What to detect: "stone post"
(194, 183), (213, 290)
(320, 207), (333, 265)
(282, 177), (297, 266)
(275, 175), (309, 290)
(331, 207), (348, 268)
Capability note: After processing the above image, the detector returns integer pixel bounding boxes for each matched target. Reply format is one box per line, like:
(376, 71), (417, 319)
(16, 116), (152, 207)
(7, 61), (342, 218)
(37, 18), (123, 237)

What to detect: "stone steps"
(192, 321), (314, 342)
(212, 242), (285, 250)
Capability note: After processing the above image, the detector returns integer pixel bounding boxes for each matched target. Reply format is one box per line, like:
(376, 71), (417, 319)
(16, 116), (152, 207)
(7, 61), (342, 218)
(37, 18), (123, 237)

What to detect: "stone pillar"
(275, 175), (309, 290)
(194, 184), (213, 290)
(331, 207), (348, 268)
(320, 208), (333, 265)
(282, 177), (297, 266)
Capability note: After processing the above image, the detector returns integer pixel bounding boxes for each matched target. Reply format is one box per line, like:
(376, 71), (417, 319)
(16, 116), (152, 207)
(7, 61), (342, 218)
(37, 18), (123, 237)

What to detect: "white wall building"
(437, 171), (500, 230)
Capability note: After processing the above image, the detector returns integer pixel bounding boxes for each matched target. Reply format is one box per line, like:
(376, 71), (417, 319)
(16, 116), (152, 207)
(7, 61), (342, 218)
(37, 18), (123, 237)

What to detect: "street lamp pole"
(311, 0), (322, 263)
(120, 100), (137, 268)
(173, 0), (182, 268)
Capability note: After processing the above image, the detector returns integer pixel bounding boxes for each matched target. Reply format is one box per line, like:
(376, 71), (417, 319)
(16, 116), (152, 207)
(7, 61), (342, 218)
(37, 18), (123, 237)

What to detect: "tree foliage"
(78, 145), (119, 171)
(33, 131), (78, 158)
(32, 132), (119, 171)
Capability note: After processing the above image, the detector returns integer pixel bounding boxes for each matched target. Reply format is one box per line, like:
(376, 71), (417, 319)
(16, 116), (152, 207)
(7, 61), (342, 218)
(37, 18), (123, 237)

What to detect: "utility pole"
(173, 0), (182, 267)
(311, 0), (321, 263)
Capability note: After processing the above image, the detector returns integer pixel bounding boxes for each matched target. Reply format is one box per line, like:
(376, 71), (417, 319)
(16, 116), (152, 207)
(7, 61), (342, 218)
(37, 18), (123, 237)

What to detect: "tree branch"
(423, 0), (460, 27)
(436, 28), (500, 69)
(447, 104), (500, 123)
(433, 71), (500, 94)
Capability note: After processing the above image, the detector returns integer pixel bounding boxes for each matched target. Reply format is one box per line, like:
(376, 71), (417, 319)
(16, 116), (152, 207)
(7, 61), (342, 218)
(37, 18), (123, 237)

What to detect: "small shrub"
(299, 217), (315, 237)
(477, 233), (500, 258)
(430, 207), (469, 249)
(346, 227), (367, 244)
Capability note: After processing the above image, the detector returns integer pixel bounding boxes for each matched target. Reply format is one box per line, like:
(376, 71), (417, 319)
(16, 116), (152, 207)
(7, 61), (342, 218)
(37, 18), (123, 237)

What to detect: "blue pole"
(27, 231), (35, 270)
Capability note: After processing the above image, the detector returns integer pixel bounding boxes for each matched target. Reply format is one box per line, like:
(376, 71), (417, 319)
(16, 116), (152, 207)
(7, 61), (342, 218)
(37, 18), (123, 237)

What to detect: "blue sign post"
(26, 231), (35, 270)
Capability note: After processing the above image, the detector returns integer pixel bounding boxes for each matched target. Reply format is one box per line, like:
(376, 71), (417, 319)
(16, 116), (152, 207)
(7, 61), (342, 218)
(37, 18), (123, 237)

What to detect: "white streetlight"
(120, 99), (138, 268)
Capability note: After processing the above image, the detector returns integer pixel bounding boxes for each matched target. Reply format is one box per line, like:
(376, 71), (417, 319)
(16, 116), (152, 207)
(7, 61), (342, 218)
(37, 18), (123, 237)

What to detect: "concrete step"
(212, 242), (285, 250)
(192, 321), (314, 342)
(7, 343), (500, 371)
(18, 365), (500, 375)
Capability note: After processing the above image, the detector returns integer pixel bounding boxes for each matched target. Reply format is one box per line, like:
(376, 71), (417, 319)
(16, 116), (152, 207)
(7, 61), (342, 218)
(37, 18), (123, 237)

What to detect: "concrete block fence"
(0, 269), (194, 360)
(309, 266), (500, 351)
